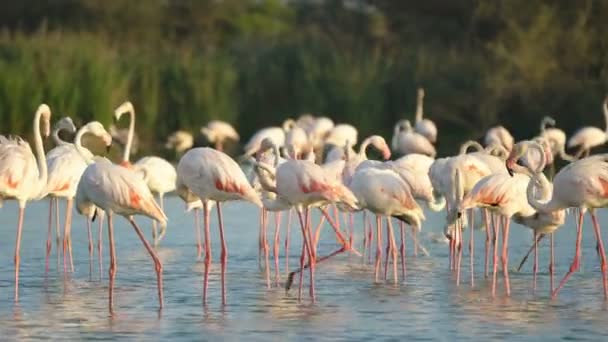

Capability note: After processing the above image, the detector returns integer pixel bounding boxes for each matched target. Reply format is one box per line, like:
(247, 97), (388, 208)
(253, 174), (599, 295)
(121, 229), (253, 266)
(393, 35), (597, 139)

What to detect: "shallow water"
(0, 198), (606, 340)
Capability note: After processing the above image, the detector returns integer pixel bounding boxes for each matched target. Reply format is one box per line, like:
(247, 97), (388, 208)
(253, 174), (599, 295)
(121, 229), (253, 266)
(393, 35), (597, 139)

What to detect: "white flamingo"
(0, 104), (51, 301)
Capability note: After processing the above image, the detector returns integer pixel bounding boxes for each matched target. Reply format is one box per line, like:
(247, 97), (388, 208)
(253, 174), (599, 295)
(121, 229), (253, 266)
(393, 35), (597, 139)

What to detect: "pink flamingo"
(484, 126), (514, 153)
(200, 120), (240, 152)
(134, 156), (176, 245)
(75, 158), (167, 312)
(44, 121), (113, 274)
(413, 88), (438, 143)
(455, 142), (563, 295)
(0, 104), (51, 300)
(349, 167), (424, 283)
(538, 116), (575, 163)
(177, 147), (262, 305)
(324, 123), (358, 149)
(391, 120), (436, 157)
(259, 158), (358, 301)
(567, 96), (608, 158)
(507, 144), (608, 299)
(46, 117), (77, 270)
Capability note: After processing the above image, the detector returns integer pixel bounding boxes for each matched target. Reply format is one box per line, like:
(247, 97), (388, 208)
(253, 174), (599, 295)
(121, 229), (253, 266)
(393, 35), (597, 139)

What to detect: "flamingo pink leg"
(107, 213), (117, 313)
(456, 217), (462, 285)
(349, 212), (355, 250)
(65, 198), (75, 273)
(285, 209), (292, 275)
(194, 208), (202, 259)
(217, 202), (229, 305)
(55, 198), (61, 270)
(549, 233), (555, 294)
(533, 233), (538, 292)
(374, 215), (382, 283)
(14, 207), (25, 301)
(469, 208), (475, 287)
(367, 213), (374, 264)
(262, 209), (271, 289)
(97, 214), (104, 279)
(273, 211), (282, 285)
(483, 209), (491, 278)
(384, 220), (391, 280)
(386, 218), (398, 284)
(297, 239), (305, 301)
(202, 201), (212, 305)
(553, 209), (584, 298)
(305, 208), (316, 300)
(45, 198), (53, 274)
(62, 199), (75, 273)
(399, 221), (406, 281)
(296, 208), (314, 301)
(492, 214), (500, 297)
(87, 217), (94, 279)
(590, 210), (608, 299)
(129, 217), (164, 309)
(501, 216), (511, 296)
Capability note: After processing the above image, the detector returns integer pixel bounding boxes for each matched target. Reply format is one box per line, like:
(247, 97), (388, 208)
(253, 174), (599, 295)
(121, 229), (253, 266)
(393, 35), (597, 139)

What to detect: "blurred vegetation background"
(0, 0), (607, 158)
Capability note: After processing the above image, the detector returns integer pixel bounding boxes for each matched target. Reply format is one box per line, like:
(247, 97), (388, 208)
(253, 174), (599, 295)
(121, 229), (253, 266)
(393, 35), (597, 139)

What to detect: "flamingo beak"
(506, 158), (515, 177)
(382, 148), (392, 160)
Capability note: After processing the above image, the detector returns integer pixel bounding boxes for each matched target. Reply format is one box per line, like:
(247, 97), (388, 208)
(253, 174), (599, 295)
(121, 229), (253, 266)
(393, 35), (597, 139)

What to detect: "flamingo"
(75, 158), (167, 312)
(454, 142), (563, 295)
(284, 120), (310, 159)
(177, 147), (262, 305)
(538, 116), (575, 163)
(413, 88), (438, 143)
(46, 116), (77, 269)
(109, 123), (139, 158)
(175, 171), (211, 259)
(44, 121), (113, 273)
(324, 123), (358, 148)
(134, 156), (177, 245)
(307, 116), (334, 158)
(257, 158), (358, 300)
(567, 96), (608, 158)
(243, 126), (286, 158)
(0, 104), (51, 300)
(113, 101), (138, 167)
(51, 117), (76, 146)
(253, 139), (357, 289)
(484, 126), (514, 153)
(200, 120), (240, 152)
(391, 120), (436, 157)
(165, 130), (194, 156)
(507, 144), (608, 299)
(349, 167), (424, 284)
(341, 135), (392, 185)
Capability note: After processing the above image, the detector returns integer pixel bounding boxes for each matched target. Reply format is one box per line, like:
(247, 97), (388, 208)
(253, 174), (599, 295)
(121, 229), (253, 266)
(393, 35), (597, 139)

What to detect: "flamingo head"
(113, 101), (134, 123)
(506, 143), (527, 177)
(200, 126), (216, 142)
(368, 135), (391, 160)
(85, 121), (113, 152)
(54, 117), (77, 135)
(37, 104), (52, 137)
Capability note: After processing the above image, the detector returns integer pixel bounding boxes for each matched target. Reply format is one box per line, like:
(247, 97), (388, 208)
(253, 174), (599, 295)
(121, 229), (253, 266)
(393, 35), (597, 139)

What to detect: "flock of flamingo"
(2, 89), (608, 313)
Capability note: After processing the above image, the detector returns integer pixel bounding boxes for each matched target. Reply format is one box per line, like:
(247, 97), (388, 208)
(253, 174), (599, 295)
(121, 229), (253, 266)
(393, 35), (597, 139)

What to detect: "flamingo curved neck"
(359, 138), (372, 160)
(122, 110), (135, 163)
(33, 110), (48, 195)
(459, 140), (483, 154)
(74, 125), (94, 163)
(526, 174), (557, 213)
(52, 128), (69, 146)
(415, 93), (424, 123)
